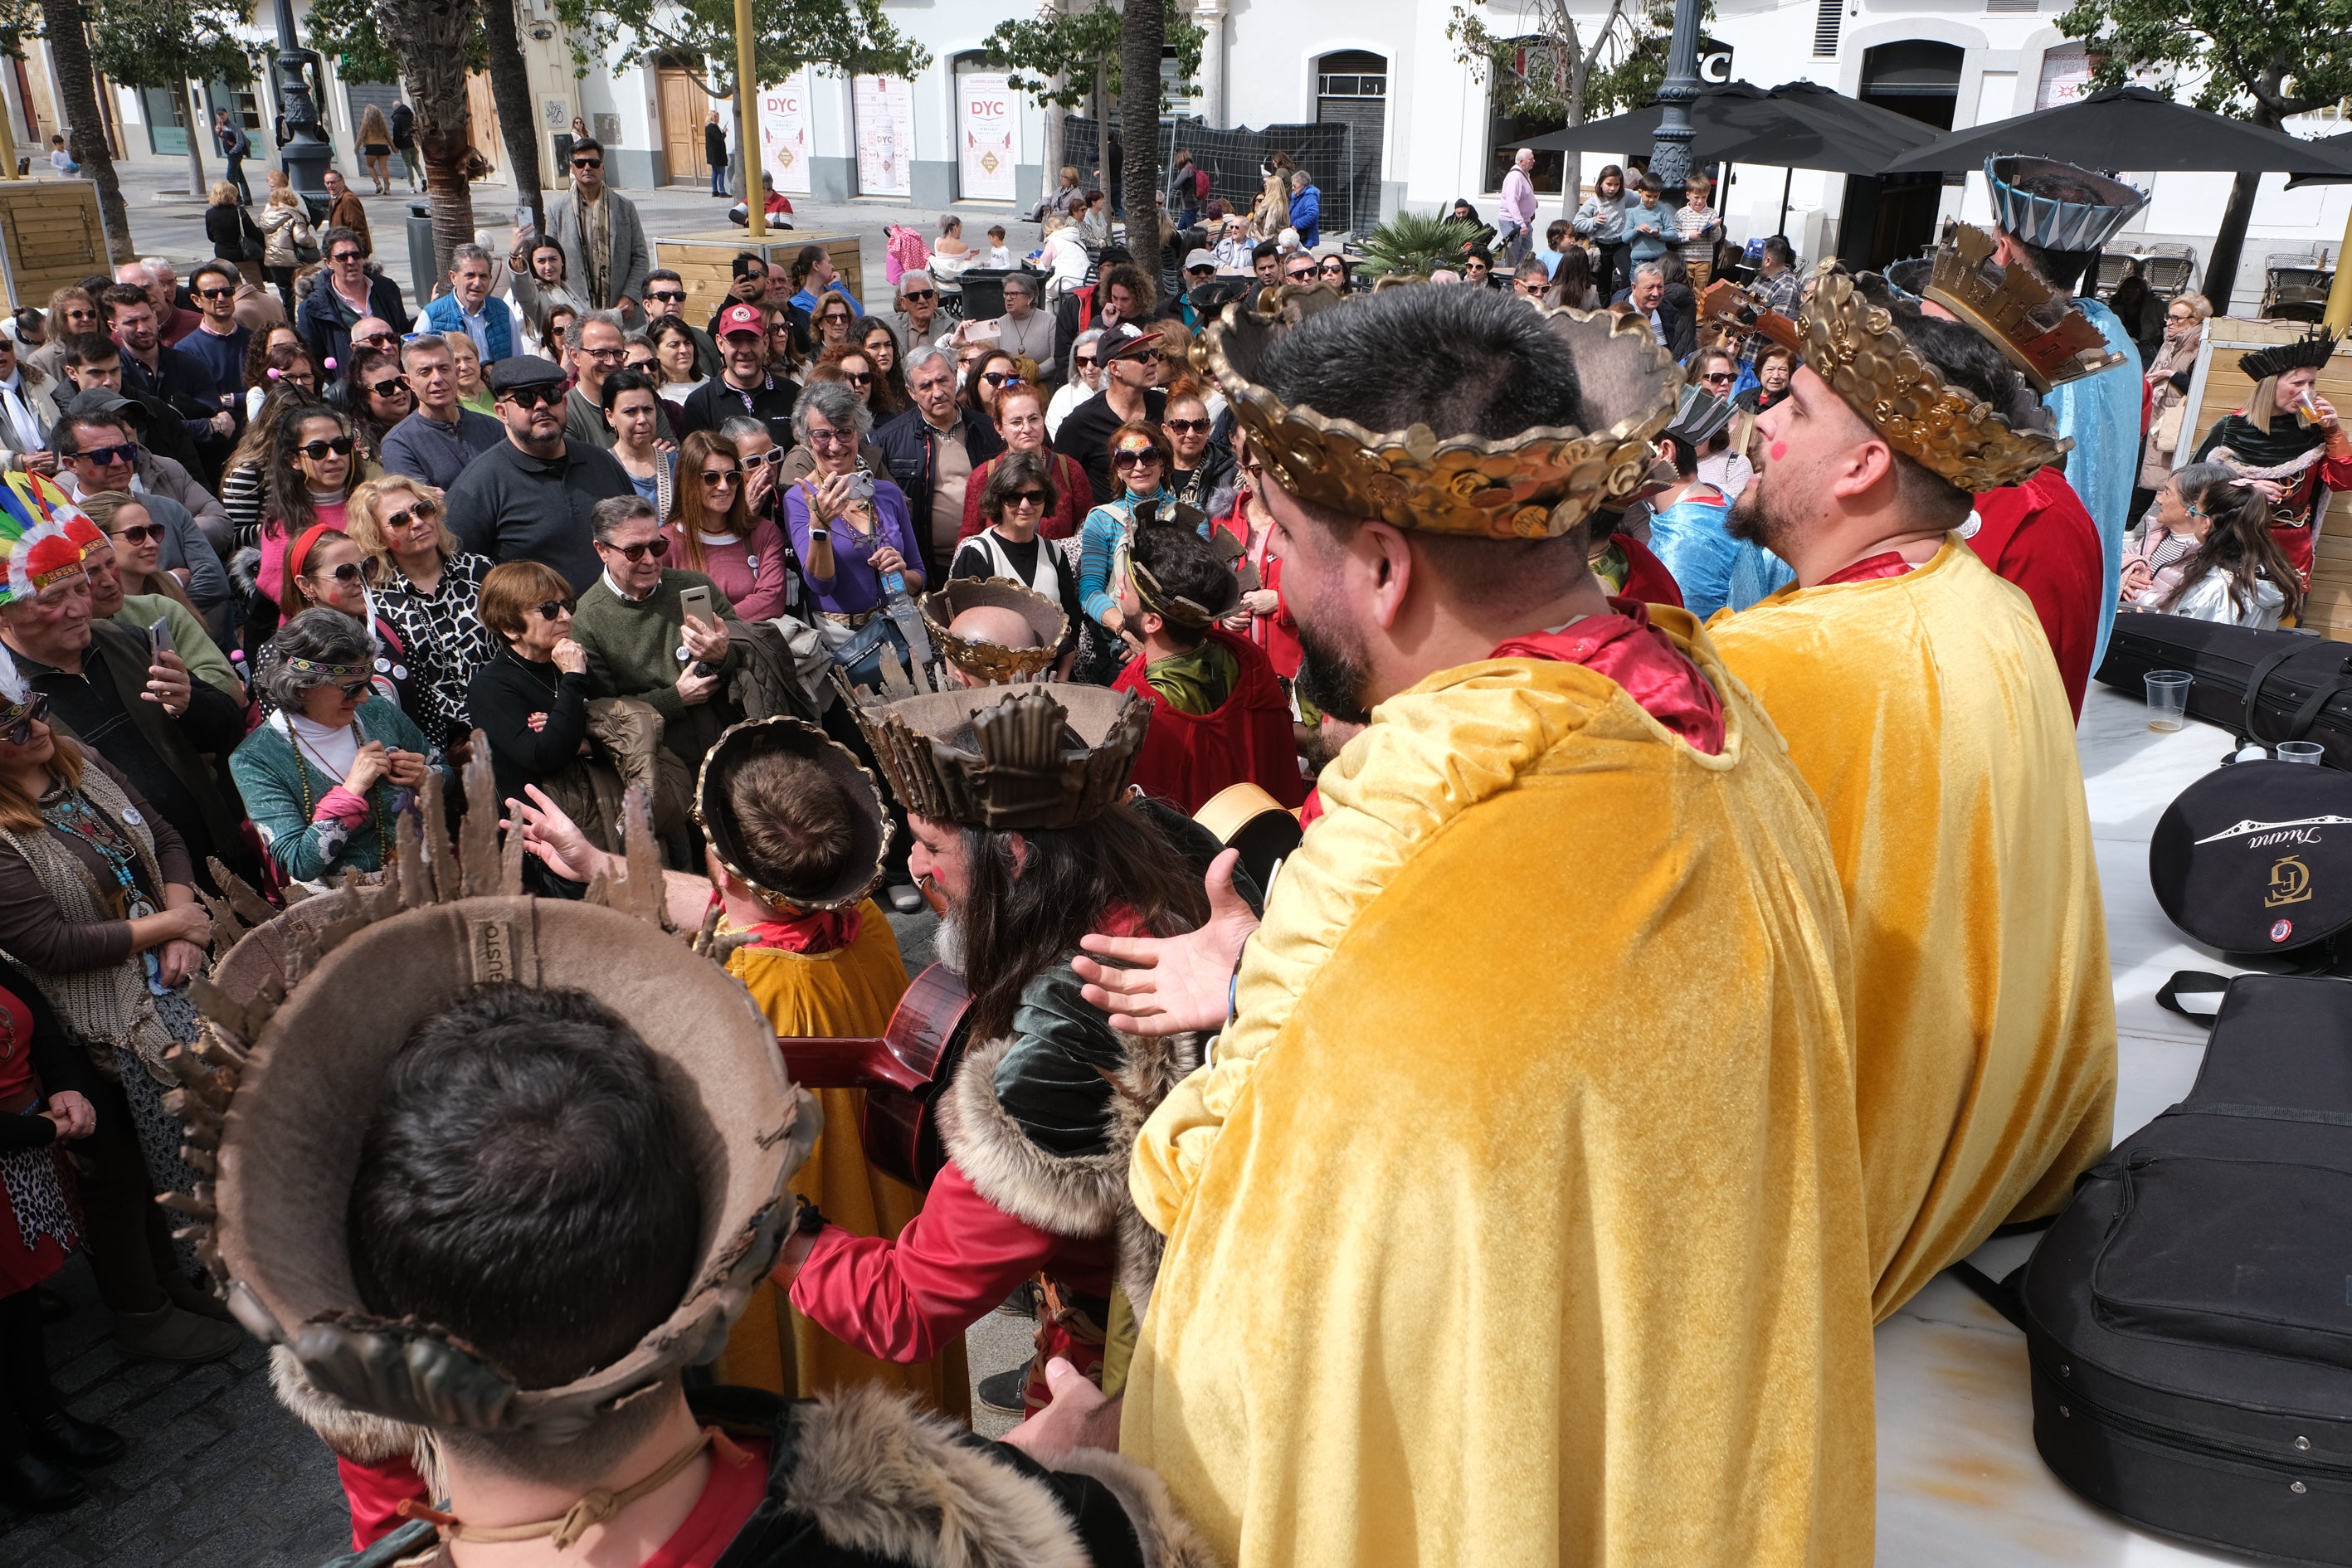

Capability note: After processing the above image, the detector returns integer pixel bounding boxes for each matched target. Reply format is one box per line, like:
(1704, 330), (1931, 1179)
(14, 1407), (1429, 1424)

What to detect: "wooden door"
(464, 74), (508, 182)
(657, 68), (712, 185)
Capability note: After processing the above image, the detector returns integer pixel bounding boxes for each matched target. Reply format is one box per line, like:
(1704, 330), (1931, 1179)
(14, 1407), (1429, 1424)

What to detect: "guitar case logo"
(2266, 856), (2315, 909)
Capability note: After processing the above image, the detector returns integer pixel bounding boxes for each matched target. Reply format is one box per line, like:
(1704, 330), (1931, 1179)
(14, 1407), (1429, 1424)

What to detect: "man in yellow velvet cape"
(1707, 253), (2116, 1321)
(1025, 284), (1878, 1566)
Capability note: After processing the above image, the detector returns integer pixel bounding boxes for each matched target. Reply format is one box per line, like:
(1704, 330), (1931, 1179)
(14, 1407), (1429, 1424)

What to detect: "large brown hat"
(170, 757), (819, 1442)
(843, 680), (1149, 830)
(920, 577), (1067, 684)
(693, 716), (889, 913)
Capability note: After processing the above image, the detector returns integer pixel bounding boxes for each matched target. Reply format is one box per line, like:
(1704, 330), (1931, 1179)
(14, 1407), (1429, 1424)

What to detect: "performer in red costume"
(1966, 465), (2103, 718)
(1112, 524), (1306, 813)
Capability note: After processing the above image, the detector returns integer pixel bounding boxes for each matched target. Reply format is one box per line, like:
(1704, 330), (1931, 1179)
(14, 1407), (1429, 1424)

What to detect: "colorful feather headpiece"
(0, 471), (95, 608)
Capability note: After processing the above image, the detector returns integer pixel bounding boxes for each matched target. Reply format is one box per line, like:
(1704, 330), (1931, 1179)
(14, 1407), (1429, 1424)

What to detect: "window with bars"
(1984, 0), (2038, 12)
(1814, 0), (1843, 56)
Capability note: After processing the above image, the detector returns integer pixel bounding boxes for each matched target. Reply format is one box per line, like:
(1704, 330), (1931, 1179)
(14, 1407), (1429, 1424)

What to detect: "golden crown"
(843, 680), (1149, 831)
(1188, 290), (1682, 539)
(919, 578), (1066, 684)
(1799, 263), (2069, 494)
(1922, 222), (2127, 394)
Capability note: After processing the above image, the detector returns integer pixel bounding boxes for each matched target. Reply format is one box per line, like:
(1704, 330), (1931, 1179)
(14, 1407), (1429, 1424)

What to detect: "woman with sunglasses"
(1310, 245), (1353, 293)
(646, 315), (705, 407)
(955, 382), (1088, 543)
(599, 369), (675, 519)
(220, 369), (321, 548)
(71, 491), (239, 699)
(0, 659), (240, 1368)
(231, 608), (446, 887)
(348, 475), (492, 754)
(441, 330), (495, 416)
(253, 403), (365, 628)
(858, 318), (911, 418)
(26, 288), (97, 383)
(251, 523), (436, 728)
(335, 343), (415, 467)
(1075, 420), (1198, 684)
(1162, 380), (1233, 513)
(467, 561), (602, 880)
(538, 304), (579, 367)
(239, 325), (307, 419)
(783, 382), (923, 689)
(960, 349), (1025, 422)
(665, 429), (789, 621)
(1045, 328), (1107, 441)
(948, 451), (1081, 676)
(811, 292), (859, 353)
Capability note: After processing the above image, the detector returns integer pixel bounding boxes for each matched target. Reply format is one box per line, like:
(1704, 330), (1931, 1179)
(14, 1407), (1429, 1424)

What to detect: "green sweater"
(227, 698), (448, 881)
(113, 594), (241, 699)
(572, 567), (742, 766)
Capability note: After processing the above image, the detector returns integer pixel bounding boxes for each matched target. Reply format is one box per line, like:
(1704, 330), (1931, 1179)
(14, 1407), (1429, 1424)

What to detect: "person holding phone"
(570, 494), (743, 818)
(782, 382), (923, 693)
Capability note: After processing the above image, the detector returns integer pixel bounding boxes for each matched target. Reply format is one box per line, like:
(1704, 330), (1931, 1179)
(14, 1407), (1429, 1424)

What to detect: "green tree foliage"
(1357, 211), (1481, 279)
(981, 1), (1203, 111)
(85, 0), (253, 195)
(0, 0), (40, 62)
(1449, 0), (1712, 126)
(304, 0), (479, 85)
(548, 0), (929, 95)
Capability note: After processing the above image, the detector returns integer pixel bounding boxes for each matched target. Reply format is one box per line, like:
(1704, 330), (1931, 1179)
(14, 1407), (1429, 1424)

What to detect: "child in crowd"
(985, 224), (1014, 267)
(1628, 174), (1672, 269)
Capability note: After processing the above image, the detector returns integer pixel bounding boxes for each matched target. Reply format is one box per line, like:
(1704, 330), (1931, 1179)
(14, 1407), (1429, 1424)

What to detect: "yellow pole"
(0, 75), (19, 182)
(736, 0), (762, 241)
(2327, 201), (2352, 333)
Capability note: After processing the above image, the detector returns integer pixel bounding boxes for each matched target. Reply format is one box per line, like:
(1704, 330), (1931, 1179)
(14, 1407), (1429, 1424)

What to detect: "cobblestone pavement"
(1, 906), (1033, 1561)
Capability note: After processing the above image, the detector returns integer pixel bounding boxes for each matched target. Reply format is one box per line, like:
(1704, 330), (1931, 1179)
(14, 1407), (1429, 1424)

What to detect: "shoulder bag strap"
(2242, 645), (2302, 742)
(1947, 1259), (2030, 1333)
(2154, 970), (2233, 1024)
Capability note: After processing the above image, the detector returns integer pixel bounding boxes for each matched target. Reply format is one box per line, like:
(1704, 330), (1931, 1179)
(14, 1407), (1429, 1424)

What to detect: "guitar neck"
(774, 1034), (932, 1094)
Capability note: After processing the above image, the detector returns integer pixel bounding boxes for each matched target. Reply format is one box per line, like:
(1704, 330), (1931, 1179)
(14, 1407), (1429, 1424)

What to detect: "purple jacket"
(782, 475), (921, 616)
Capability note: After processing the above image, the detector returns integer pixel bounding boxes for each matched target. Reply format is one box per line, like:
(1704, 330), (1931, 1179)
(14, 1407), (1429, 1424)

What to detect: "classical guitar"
(773, 962), (975, 1191)
(1195, 781), (1303, 895)
(1696, 279), (1804, 355)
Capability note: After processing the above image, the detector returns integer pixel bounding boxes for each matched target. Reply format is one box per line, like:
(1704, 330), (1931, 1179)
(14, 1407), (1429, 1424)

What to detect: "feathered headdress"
(0, 470), (92, 609)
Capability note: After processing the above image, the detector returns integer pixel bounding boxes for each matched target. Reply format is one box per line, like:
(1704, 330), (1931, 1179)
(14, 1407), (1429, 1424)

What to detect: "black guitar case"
(1975, 975), (2352, 1565)
(2096, 616), (2352, 765)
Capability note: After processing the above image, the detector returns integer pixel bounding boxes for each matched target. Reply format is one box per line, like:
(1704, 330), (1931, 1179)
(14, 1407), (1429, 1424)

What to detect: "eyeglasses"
(582, 345), (626, 362)
(500, 386), (563, 410)
(806, 428), (855, 448)
(196, 286), (235, 300)
(296, 436), (357, 460)
(532, 598), (576, 621)
(1700, 371), (1736, 386)
(4, 693), (51, 746)
(572, 157), (601, 170)
(324, 678), (371, 700)
(1113, 449), (1162, 469)
(1285, 267), (1315, 281)
(738, 448), (786, 469)
(900, 290), (936, 303)
(699, 468), (740, 486)
(329, 250), (365, 264)
(383, 505), (439, 532)
(75, 441), (138, 467)
(981, 371), (1022, 387)
(647, 290), (686, 304)
(367, 374), (411, 398)
(113, 523), (164, 545)
(1006, 489), (1048, 509)
(601, 534), (670, 562)
(1072, 354), (1099, 369)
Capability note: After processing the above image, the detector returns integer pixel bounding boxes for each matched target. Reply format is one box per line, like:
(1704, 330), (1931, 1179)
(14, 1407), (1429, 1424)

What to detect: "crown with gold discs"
(1799, 259), (2070, 493)
(1187, 283), (1683, 539)
(1922, 222), (2127, 394)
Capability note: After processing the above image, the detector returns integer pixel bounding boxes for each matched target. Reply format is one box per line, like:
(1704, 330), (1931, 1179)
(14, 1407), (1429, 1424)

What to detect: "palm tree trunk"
(1119, 0), (1161, 253)
(40, 0), (133, 262)
(479, 0), (545, 236)
(381, 0), (478, 285)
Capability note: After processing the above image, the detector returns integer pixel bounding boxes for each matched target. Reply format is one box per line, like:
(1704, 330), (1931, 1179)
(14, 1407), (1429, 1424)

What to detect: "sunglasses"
(330, 250), (365, 264)
(4, 693), (50, 746)
(532, 597), (576, 621)
(501, 386), (563, 410)
(384, 505), (439, 532)
(647, 290), (686, 304)
(324, 678), (371, 699)
(306, 561), (365, 585)
(1113, 449), (1162, 469)
(738, 448), (786, 469)
(699, 468), (740, 486)
(196, 286), (235, 300)
(1285, 268), (1315, 281)
(62, 308), (95, 324)
(1073, 354), (1099, 368)
(1700, 372), (1736, 385)
(1166, 419), (1212, 435)
(297, 436), (357, 460)
(353, 334), (395, 351)
(981, 371), (1022, 387)
(1006, 489), (1048, 508)
(76, 442), (138, 467)
(840, 370), (873, 385)
(601, 534), (670, 562)
(900, 290), (936, 303)
(572, 157), (601, 169)
(367, 374), (411, 398)
(113, 523), (165, 545)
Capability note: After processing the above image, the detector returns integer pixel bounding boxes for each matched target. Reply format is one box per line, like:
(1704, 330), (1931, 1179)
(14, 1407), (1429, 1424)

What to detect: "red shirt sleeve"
(787, 1161), (1065, 1364)
(958, 455), (992, 542)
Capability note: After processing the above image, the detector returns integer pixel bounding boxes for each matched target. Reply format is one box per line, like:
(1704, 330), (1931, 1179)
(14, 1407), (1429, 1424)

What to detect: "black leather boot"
(25, 1406), (124, 1468)
(0, 1449), (87, 1511)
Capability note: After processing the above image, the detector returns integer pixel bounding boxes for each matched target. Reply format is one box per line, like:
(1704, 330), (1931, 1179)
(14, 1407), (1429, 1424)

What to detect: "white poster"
(957, 71), (1018, 202)
(853, 75), (914, 197)
(2035, 45), (2093, 110)
(759, 70), (812, 196)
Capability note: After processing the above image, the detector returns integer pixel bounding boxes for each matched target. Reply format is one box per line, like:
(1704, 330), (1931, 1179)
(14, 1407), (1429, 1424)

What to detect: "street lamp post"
(270, 0), (334, 207)
(1647, 0), (1704, 197)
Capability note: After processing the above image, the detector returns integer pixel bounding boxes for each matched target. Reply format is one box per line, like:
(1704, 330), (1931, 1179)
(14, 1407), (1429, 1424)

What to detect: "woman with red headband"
(247, 523), (441, 730)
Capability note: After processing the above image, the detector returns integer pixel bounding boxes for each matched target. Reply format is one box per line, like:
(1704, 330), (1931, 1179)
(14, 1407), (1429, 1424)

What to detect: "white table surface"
(1873, 684), (2266, 1566)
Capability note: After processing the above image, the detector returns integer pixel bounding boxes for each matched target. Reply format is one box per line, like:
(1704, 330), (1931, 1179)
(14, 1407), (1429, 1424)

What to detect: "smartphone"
(147, 616), (170, 665)
(846, 470), (875, 504)
(963, 316), (1002, 343)
(678, 585), (715, 627)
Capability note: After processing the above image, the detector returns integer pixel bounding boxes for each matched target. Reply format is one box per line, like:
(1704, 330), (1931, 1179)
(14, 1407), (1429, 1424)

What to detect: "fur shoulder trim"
(1049, 1447), (1225, 1568)
(785, 1383), (1093, 1568)
(269, 1345), (432, 1469)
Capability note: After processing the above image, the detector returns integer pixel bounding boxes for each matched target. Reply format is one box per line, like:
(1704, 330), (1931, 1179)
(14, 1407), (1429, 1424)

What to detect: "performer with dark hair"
(177, 776), (1210, 1566)
(2192, 327), (2352, 586)
(1709, 235), (2116, 1321)
(1067, 285), (1875, 1566)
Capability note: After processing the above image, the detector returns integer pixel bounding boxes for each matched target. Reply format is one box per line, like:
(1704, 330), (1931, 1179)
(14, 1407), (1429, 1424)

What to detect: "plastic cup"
(2145, 670), (2191, 732)
(2277, 741), (2325, 765)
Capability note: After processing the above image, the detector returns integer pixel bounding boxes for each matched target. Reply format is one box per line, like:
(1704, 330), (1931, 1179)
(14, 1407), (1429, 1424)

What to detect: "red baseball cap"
(718, 302), (767, 338)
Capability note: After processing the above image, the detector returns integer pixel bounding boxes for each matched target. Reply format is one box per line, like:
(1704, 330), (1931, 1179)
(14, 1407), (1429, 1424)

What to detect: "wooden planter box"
(0, 180), (105, 310)
(651, 230), (864, 329)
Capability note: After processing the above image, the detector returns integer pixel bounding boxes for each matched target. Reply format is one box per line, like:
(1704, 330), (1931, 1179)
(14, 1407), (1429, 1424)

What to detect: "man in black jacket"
(1056, 323), (1166, 505)
(704, 108), (728, 198)
(296, 228), (413, 375)
(872, 343), (1003, 582)
(679, 302), (798, 447)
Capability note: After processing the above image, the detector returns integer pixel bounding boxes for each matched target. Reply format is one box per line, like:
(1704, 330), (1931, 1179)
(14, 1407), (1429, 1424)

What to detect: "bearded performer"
(1112, 525), (1306, 814)
(1069, 285), (1875, 1567)
(2193, 328), (2352, 586)
(178, 771), (1210, 1568)
(764, 679), (1222, 1417)
(1704, 245), (2116, 1322)
(1984, 155), (2146, 665)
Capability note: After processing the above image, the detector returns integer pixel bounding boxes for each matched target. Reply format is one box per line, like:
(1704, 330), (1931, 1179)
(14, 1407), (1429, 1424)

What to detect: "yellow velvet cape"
(1125, 612), (1877, 1568)
(713, 898), (971, 1423)
(1709, 541), (2116, 1320)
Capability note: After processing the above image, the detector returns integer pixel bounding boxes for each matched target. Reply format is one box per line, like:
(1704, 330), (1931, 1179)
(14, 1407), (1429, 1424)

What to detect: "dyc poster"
(957, 71), (1018, 202)
(854, 75), (914, 197)
(758, 71), (813, 196)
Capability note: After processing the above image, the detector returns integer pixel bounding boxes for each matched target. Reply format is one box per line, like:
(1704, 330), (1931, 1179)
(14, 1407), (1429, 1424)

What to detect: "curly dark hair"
(2161, 462), (2306, 623)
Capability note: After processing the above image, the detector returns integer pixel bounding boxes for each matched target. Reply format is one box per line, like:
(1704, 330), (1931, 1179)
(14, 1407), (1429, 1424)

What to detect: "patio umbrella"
(1878, 85), (2352, 178)
(2286, 131), (2352, 189)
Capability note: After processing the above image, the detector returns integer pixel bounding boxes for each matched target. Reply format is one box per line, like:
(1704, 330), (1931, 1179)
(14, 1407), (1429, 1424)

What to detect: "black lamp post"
(1647, 0), (1704, 195)
(270, 0), (333, 208)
